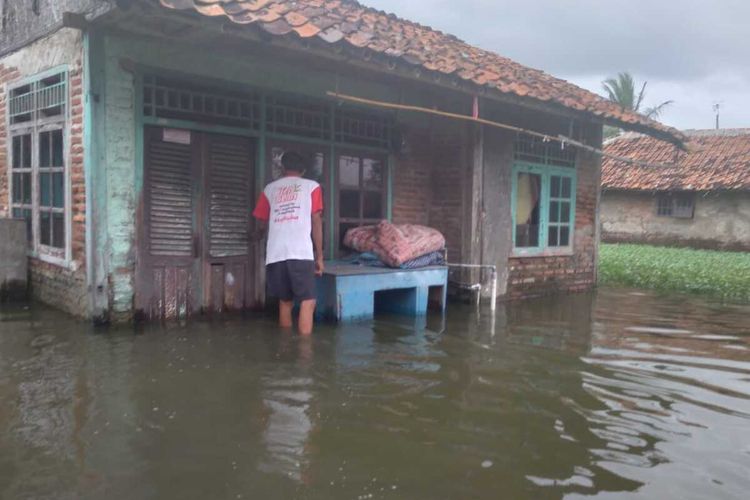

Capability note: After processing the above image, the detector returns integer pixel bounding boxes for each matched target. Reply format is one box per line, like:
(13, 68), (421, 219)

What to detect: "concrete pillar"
(0, 219), (28, 301)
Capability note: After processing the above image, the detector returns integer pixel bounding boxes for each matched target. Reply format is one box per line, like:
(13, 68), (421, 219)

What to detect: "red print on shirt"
(274, 184), (301, 204)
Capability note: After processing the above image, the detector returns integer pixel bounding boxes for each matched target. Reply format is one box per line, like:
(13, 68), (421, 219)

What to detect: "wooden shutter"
(147, 139), (194, 257)
(207, 136), (252, 258)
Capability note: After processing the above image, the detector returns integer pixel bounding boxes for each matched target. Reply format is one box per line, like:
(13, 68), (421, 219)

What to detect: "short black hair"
(281, 151), (307, 173)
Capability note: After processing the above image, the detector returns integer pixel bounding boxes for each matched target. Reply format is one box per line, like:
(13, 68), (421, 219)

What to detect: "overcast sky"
(365, 0), (749, 131)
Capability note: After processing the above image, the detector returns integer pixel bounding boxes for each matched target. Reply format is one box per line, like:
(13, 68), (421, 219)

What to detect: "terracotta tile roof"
(156, 0), (684, 145)
(602, 129), (750, 191)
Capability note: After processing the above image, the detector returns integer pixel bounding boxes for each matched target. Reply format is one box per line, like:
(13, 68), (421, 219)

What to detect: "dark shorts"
(266, 259), (316, 302)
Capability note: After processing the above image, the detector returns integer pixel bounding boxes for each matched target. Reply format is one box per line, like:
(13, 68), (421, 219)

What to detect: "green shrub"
(598, 244), (750, 303)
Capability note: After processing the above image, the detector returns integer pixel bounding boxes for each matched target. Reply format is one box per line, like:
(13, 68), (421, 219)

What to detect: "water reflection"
(259, 333), (316, 484)
(0, 288), (748, 499)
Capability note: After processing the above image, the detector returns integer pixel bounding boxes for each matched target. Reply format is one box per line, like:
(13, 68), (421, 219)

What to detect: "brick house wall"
(391, 122), (466, 262)
(393, 116), (603, 301)
(392, 127), (433, 227)
(0, 64), (21, 218)
(507, 125), (602, 300)
(0, 29), (87, 316)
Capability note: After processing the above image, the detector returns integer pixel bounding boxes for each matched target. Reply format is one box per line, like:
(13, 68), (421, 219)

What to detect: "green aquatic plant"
(598, 244), (750, 303)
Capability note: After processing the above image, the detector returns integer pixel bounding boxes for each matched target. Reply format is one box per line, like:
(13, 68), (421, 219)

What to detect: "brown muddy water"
(0, 287), (749, 500)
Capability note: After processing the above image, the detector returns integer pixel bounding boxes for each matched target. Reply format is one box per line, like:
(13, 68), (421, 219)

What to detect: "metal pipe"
(445, 262), (498, 312)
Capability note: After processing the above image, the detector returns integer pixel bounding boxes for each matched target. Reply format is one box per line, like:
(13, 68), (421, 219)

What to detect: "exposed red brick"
(0, 52), (87, 316)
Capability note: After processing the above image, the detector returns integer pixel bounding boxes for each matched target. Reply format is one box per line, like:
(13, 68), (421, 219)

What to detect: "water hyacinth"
(598, 244), (750, 303)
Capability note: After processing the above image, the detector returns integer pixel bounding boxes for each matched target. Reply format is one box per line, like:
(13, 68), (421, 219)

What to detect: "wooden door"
(203, 133), (256, 313)
(136, 127), (257, 320)
(136, 127), (201, 320)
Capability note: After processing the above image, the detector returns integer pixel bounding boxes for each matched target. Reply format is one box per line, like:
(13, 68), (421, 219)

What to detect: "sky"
(363, 0), (750, 131)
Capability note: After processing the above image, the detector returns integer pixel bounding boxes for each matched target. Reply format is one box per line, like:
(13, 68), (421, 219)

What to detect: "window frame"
(334, 149), (388, 256)
(511, 162), (577, 257)
(656, 192), (695, 219)
(6, 67), (70, 266)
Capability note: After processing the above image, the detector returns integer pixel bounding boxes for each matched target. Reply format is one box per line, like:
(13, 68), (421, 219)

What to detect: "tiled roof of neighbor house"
(602, 129), (750, 191)
(157, 0), (684, 144)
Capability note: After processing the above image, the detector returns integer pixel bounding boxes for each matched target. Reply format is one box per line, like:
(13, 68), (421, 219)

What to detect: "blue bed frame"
(316, 262), (448, 322)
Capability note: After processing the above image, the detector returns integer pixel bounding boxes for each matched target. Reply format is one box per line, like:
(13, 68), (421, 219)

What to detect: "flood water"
(0, 287), (749, 500)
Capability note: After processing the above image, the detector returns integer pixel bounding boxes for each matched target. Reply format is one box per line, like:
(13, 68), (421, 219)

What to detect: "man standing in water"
(253, 151), (324, 334)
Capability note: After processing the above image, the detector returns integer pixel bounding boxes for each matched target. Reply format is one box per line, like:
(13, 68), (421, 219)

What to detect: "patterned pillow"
(343, 225), (379, 253)
(374, 221), (446, 267)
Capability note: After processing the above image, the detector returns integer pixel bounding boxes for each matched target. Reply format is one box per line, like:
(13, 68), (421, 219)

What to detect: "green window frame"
(511, 162), (577, 254)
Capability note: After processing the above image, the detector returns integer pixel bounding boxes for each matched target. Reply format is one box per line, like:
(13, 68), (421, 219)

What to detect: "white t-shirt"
(253, 175), (324, 265)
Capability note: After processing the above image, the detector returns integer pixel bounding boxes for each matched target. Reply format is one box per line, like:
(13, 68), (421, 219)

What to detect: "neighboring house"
(0, 0), (681, 322)
(601, 129), (750, 251)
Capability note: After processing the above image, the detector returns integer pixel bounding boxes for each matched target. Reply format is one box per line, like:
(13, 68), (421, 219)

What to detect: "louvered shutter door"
(208, 136), (252, 258)
(147, 140), (194, 257)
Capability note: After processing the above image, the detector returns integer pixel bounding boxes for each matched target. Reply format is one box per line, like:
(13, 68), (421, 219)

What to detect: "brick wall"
(29, 258), (87, 313)
(507, 129), (601, 300)
(392, 123), (465, 260)
(392, 127), (433, 227)
(0, 63), (22, 217)
(429, 126), (465, 262)
(0, 32), (87, 317)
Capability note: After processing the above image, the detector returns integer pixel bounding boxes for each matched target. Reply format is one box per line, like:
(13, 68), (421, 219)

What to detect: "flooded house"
(601, 129), (750, 251)
(0, 0), (684, 322)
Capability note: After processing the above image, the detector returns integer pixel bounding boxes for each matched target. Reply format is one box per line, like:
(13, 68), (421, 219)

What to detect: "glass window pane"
(21, 209), (32, 242)
(52, 172), (64, 208)
(12, 173), (22, 202)
(363, 191), (383, 219)
(40, 131), (51, 168)
(40, 212), (51, 246)
(22, 172), (32, 204)
(12, 136), (21, 169)
(362, 159), (383, 190)
(548, 226), (558, 247)
(52, 129), (64, 167)
(561, 177), (572, 198)
(270, 146), (285, 181)
(560, 202), (571, 223)
(40, 172), (51, 207)
(550, 175), (560, 198)
(549, 200), (559, 223)
(308, 152), (325, 184)
(22, 135), (31, 168)
(515, 172), (541, 248)
(559, 226), (570, 246)
(340, 190), (360, 218)
(339, 156), (359, 188)
(52, 213), (65, 249)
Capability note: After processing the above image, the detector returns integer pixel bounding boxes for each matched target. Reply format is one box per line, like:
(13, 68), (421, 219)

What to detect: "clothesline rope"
(326, 91), (678, 169)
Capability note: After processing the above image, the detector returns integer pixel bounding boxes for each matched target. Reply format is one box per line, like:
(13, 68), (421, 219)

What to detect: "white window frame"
(6, 66), (71, 267)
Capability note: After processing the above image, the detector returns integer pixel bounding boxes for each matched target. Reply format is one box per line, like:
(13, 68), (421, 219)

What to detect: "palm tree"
(602, 72), (673, 139)
(602, 72), (673, 119)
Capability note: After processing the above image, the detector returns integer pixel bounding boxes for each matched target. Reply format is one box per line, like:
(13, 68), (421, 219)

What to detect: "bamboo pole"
(326, 91), (679, 169)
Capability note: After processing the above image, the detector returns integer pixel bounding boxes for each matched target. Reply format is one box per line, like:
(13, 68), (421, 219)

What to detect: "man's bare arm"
(312, 212), (324, 276)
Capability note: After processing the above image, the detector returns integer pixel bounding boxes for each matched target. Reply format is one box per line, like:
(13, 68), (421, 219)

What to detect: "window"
(656, 193), (694, 218)
(336, 153), (386, 252)
(10, 134), (32, 242)
(7, 70), (68, 261)
(512, 164), (576, 253)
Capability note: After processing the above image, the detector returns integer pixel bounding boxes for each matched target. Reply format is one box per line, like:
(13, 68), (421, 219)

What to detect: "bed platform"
(316, 262), (448, 322)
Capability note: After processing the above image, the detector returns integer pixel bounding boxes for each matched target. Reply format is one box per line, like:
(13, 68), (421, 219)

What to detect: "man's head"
(281, 151), (307, 176)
